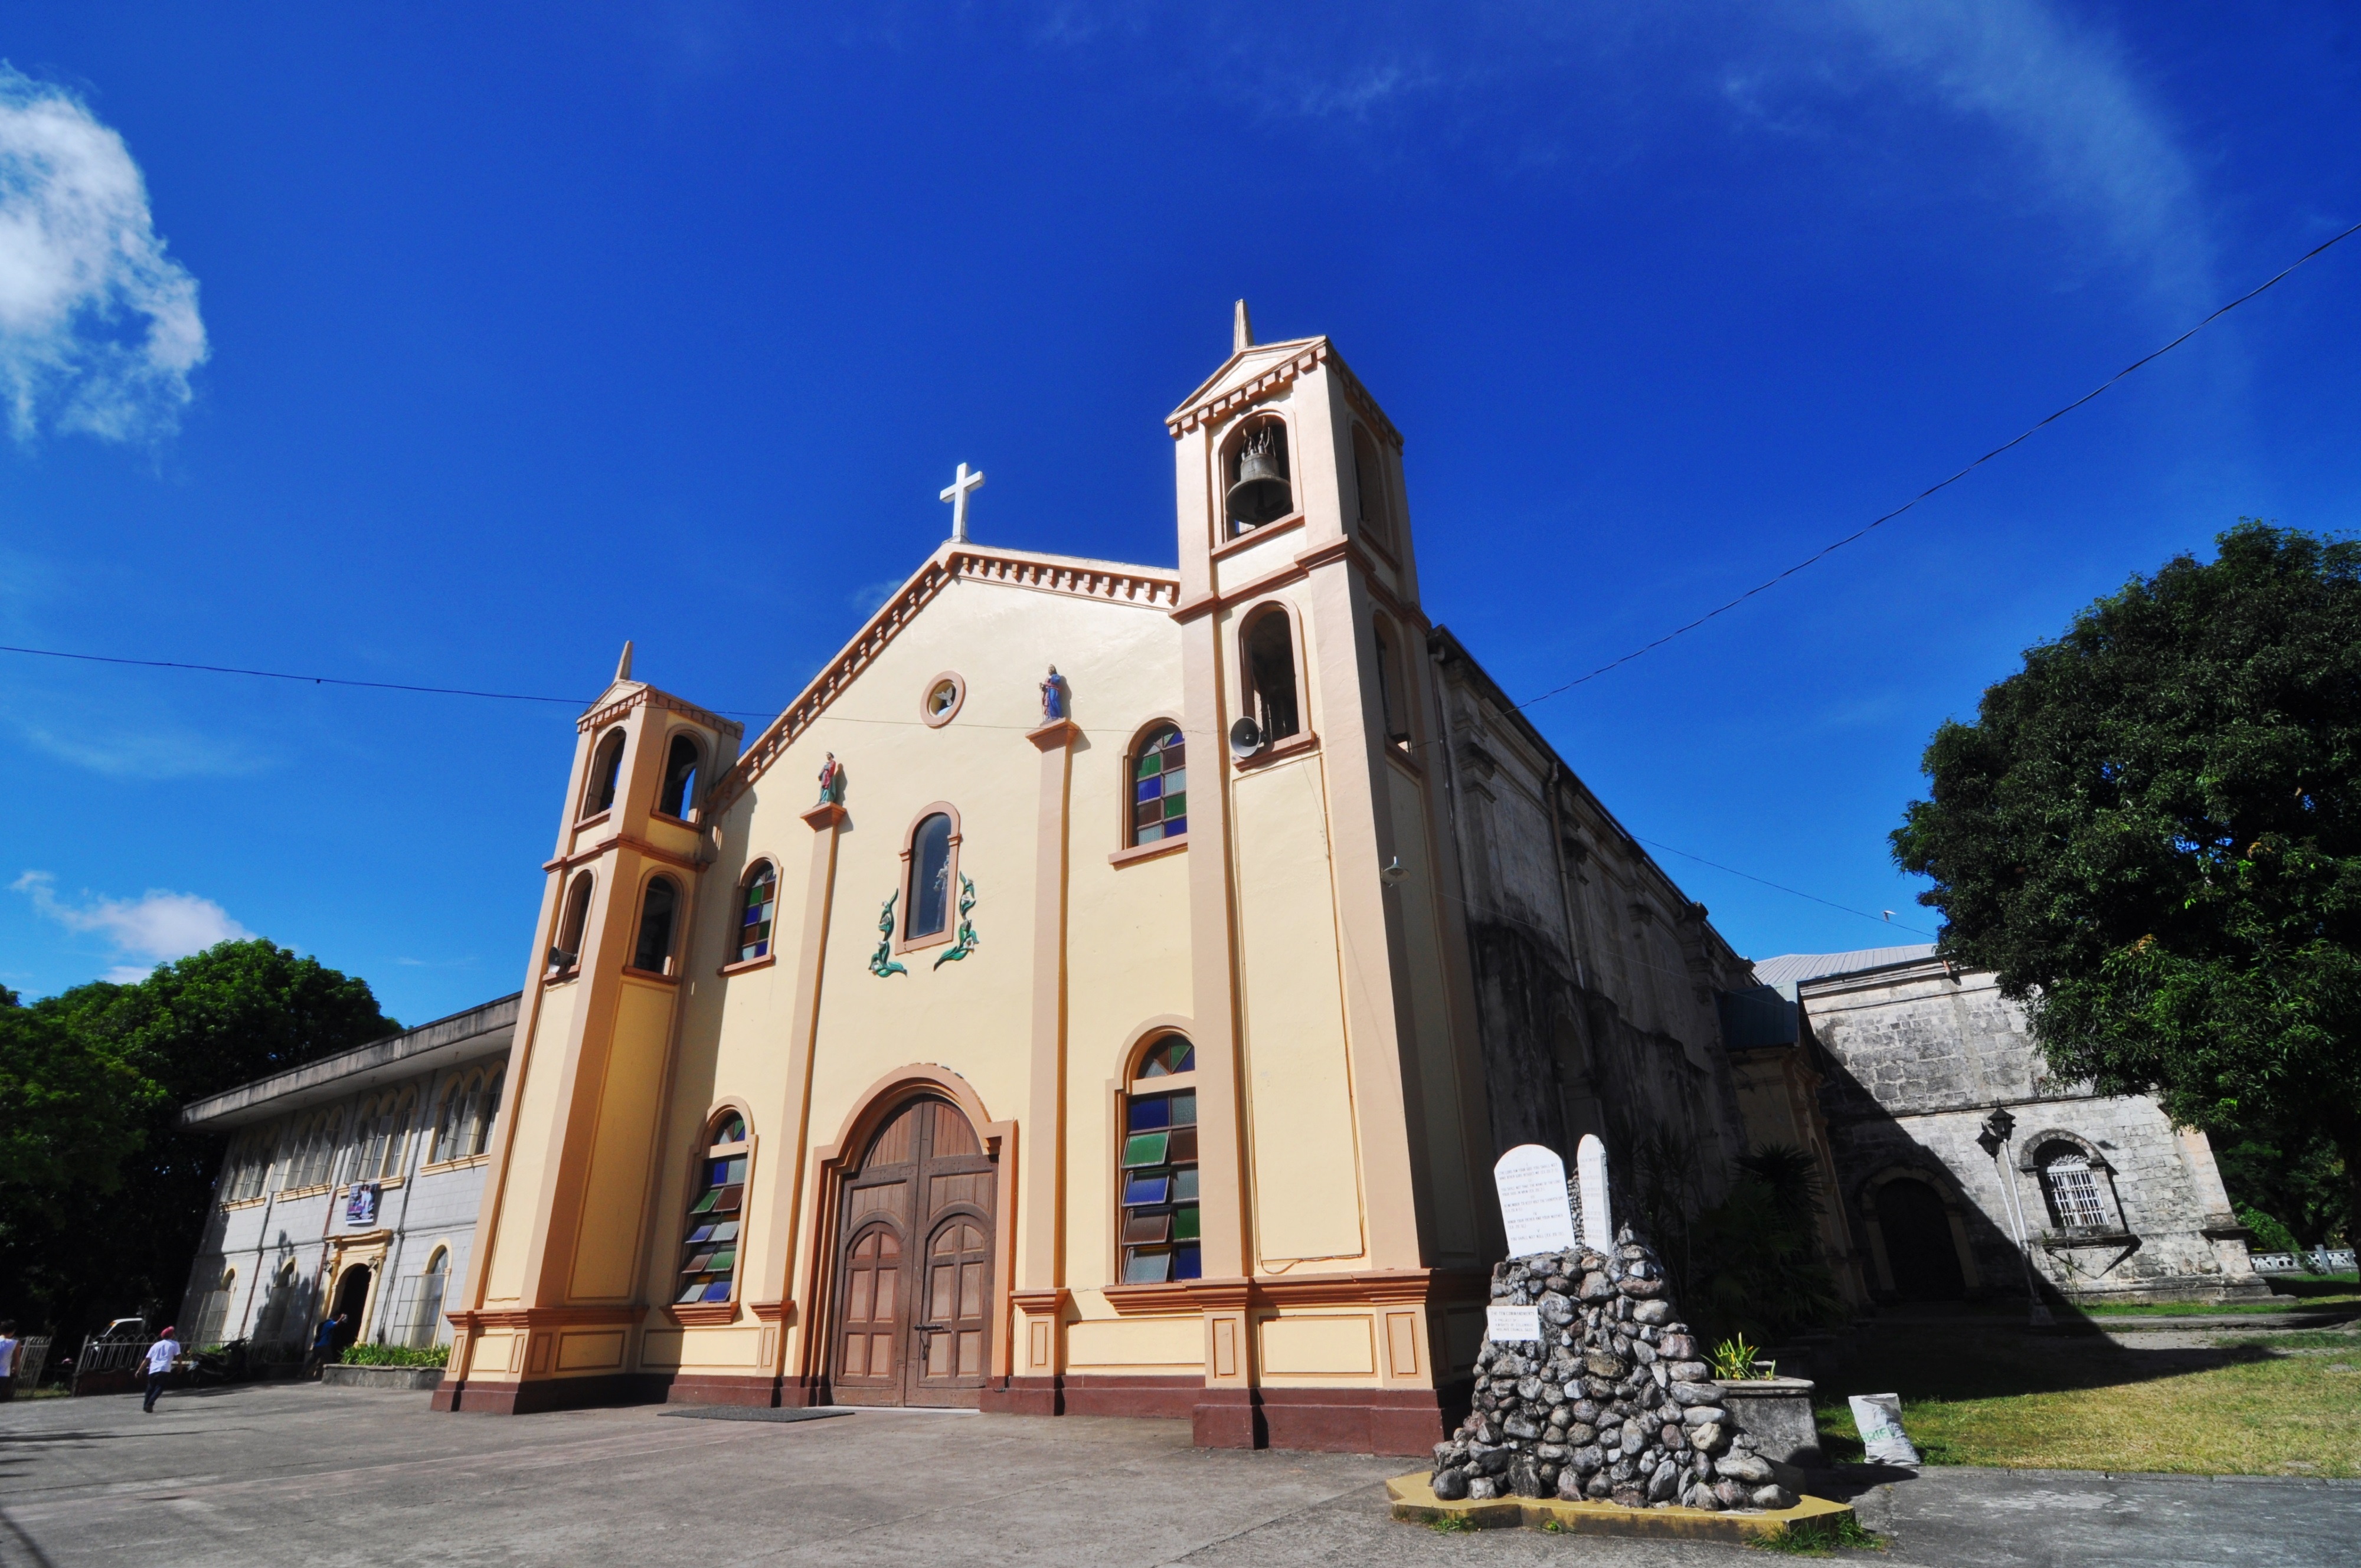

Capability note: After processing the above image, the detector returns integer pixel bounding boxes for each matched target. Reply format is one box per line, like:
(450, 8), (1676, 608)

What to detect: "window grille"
(1119, 1037), (1201, 1284)
(2045, 1153), (2108, 1230)
(1131, 727), (1187, 845)
(677, 1116), (748, 1305)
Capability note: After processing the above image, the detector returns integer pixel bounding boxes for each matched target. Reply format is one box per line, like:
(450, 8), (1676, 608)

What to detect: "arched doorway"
(1876, 1177), (1967, 1301)
(828, 1096), (995, 1408)
(330, 1265), (372, 1349)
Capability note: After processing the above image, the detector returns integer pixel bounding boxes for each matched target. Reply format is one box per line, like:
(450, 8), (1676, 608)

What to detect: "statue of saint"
(1039, 666), (1068, 723)
(816, 752), (846, 806)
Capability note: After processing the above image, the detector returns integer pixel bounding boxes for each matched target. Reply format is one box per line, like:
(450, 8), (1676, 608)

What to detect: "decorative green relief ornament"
(933, 875), (979, 968)
(869, 891), (906, 978)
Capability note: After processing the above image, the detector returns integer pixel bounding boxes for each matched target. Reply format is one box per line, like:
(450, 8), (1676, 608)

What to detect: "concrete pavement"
(1, 1383), (2353, 1566)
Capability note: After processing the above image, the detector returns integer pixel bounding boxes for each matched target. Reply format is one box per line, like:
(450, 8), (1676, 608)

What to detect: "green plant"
(339, 1342), (448, 1368)
(1423, 1511), (1473, 1534)
(1750, 1512), (1882, 1555)
(1712, 1335), (1778, 1380)
(1688, 1150), (1849, 1347)
(1539, 1518), (1567, 1533)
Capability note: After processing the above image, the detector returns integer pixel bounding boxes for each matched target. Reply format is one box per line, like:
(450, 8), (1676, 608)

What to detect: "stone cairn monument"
(1428, 1136), (1797, 1513)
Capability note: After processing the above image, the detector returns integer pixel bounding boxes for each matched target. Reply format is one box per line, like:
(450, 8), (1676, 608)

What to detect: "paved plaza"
(1, 1383), (2355, 1567)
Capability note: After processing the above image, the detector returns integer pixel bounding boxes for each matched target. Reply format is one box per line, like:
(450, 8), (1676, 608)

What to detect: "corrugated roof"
(1750, 945), (1938, 988)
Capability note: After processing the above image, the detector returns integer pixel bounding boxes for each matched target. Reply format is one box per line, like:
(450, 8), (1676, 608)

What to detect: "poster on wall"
(345, 1183), (380, 1226)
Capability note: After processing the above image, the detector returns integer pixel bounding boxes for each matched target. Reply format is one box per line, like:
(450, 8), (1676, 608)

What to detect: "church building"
(427, 308), (1761, 1453)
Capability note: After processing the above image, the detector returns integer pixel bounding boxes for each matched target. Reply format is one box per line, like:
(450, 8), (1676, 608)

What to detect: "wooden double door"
(830, 1096), (996, 1407)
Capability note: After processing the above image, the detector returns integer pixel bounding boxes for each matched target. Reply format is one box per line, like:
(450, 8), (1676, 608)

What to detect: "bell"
(1225, 430), (1293, 528)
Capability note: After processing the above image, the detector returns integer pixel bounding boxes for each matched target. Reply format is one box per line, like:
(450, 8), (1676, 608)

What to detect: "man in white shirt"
(142, 1327), (180, 1414)
(0, 1322), (18, 1403)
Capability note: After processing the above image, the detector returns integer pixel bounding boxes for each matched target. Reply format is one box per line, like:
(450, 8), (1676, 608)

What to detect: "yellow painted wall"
(1067, 1315), (1201, 1370)
(482, 979), (578, 1304)
(567, 977), (675, 1299)
(1232, 753), (1365, 1264)
(1259, 1314), (1376, 1377)
(1386, 762), (1477, 1255)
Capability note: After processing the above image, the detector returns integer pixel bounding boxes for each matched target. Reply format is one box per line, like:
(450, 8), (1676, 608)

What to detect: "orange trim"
(447, 1306), (642, 1331)
(1211, 512), (1304, 559)
(1107, 838), (1187, 868)
(920, 670), (967, 728)
(1232, 729), (1319, 772)
(717, 953), (777, 977)
(1026, 718), (1081, 751)
(618, 966), (679, 987)
(748, 1299), (794, 1324)
(665, 1302), (738, 1326)
(892, 801), (963, 957)
(1101, 1269), (1481, 1315)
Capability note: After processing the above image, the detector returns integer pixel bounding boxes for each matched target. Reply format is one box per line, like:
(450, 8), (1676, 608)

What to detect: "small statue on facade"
(1039, 666), (1068, 724)
(816, 751), (846, 806)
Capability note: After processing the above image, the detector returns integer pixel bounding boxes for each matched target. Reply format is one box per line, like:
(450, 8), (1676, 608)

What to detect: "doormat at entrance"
(658, 1406), (856, 1423)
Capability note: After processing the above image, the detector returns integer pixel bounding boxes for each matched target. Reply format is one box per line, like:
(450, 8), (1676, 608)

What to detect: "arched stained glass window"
(678, 1115), (750, 1305)
(738, 863), (777, 962)
(906, 813), (953, 939)
(1119, 1035), (1201, 1284)
(1131, 725), (1187, 846)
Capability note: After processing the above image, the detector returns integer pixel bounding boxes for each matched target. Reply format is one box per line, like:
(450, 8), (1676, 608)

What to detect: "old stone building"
(1732, 947), (2265, 1307)
(176, 997), (518, 1357)
(403, 307), (1758, 1452)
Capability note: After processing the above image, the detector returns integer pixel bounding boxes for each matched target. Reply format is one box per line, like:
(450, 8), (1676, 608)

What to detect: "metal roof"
(1750, 945), (1938, 988)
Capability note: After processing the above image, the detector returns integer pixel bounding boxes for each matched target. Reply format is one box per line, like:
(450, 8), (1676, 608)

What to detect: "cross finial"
(939, 462), (986, 543)
(1234, 299), (1254, 353)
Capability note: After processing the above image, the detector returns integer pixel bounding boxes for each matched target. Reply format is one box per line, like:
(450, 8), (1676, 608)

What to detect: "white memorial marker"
(1485, 1303), (1542, 1344)
(1492, 1144), (1578, 1257)
(1576, 1133), (1614, 1251)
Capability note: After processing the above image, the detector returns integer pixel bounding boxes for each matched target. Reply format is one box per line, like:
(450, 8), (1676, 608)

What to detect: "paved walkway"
(1, 1383), (2353, 1566)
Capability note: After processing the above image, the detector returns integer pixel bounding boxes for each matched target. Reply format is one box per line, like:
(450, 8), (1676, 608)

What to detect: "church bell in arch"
(1225, 421), (1293, 530)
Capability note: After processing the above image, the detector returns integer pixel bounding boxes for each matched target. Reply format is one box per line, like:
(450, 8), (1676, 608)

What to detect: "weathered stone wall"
(1429, 631), (1753, 1224)
(1798, 958), (2263, 1305)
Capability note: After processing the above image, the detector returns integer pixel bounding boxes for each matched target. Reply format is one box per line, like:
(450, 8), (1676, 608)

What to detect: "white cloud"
(0, 66), (207, 443)
(13, 869), (251, 970)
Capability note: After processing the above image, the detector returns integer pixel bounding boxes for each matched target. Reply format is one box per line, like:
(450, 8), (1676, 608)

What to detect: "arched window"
(369, 1092), (414, 1180)
(393, 1248), (450, 1350)
(738, 862), (777, 963)
(1119, 1035), (1201, 1284)
(1223, 414), (1293, 536)
(633, 876), (681, 974)
(467, 1069), (503, 1157)
(1242, 606), (1302, 743)
(1351, 424), (1390, 545)
(584, 729), (626, 818)
(431, 1079), (466, 1163)
(677, 1112), (750, 1306)
(550, 872), (594, 976)
(356, 1096), (392, 1183)
(2038, 1144), (2114, 1232)
(1372, 618), (1410, 752)
(1130, 724), (1188, 846)
(656, 734), (702, 820)
(905, 813), (954, 940)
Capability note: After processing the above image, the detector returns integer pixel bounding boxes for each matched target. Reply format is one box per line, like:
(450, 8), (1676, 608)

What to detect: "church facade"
(430, 314), (1757, 1453)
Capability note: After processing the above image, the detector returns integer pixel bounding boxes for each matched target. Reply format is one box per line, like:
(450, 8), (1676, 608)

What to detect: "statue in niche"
(816, 752), (846, 806)
(1039, 666), (1069, 723)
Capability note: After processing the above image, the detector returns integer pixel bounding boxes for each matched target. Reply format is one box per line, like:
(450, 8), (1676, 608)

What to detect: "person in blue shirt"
(142, 1328), (179, 1413)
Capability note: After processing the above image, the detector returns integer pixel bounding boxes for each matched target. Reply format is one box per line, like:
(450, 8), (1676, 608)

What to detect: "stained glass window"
(738, 866), (776, 963)
(679, 1118), (751, 1307)
(1131, 726), (1186, 845)
(907, 813), (953, 938)
(1120, 1036), (1201, 1284)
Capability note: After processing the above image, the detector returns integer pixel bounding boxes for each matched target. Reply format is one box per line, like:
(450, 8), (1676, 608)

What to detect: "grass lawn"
(1813, 1325), (2361, 1478)
(2078, 1273), (2360, 1317)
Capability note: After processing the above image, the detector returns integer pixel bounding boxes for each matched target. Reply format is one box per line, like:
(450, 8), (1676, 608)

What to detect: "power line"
(1634, 836), (1935, 938)
(0, 644), (780, 722)
(1515, 216), (2361, 711)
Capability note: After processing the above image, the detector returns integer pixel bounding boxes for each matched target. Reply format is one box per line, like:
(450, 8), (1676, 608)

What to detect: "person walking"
(142, 1327), (180, 1413)
(0, 1321), (18, 1404)
(306, 1314), (345, 1379)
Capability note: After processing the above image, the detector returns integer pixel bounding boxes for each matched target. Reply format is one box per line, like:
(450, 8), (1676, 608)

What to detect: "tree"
(1893, 521), (2361, 1240)
(0, 941), (397, 1348)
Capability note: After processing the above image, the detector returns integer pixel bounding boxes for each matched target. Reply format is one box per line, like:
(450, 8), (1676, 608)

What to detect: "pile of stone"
(1430, 1227), (1796, 1513)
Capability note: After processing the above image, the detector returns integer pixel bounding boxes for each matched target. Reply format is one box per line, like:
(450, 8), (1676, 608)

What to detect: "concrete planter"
(320, 1363), (444, 1392)
(1713, 1377), (1820, 1468)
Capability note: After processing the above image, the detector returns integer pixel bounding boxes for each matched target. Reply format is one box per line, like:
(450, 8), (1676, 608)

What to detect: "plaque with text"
(1492, 1143), (1577, 1256)
(1486, 1304), (1542, 1344)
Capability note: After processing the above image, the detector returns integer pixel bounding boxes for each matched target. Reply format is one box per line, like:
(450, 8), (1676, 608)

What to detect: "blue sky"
(2, 2), (2357, 1023)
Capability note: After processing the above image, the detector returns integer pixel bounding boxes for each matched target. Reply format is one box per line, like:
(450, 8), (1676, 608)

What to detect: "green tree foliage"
(0, 941), (395, 1350)
(1892, 522), (2361, 1242)
(2214, 1125), (2349, 1253)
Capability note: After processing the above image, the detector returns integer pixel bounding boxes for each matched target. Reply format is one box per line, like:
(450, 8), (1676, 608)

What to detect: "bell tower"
(1163, 306), (1489, 1451)
(438, 643), (745, 1413)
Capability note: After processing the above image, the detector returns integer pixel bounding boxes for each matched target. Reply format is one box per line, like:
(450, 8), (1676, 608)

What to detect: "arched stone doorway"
(827, 1096), (996, 1408)
(329, 1264), (373, 1350)
(1875, 1177), (1967, 1301)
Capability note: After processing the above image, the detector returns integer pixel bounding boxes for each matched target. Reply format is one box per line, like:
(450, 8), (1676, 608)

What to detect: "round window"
(921, 672), (965, 728)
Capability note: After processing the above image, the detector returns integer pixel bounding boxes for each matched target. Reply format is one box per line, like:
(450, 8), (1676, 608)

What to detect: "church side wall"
(1805, 965), (2262, 1304)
